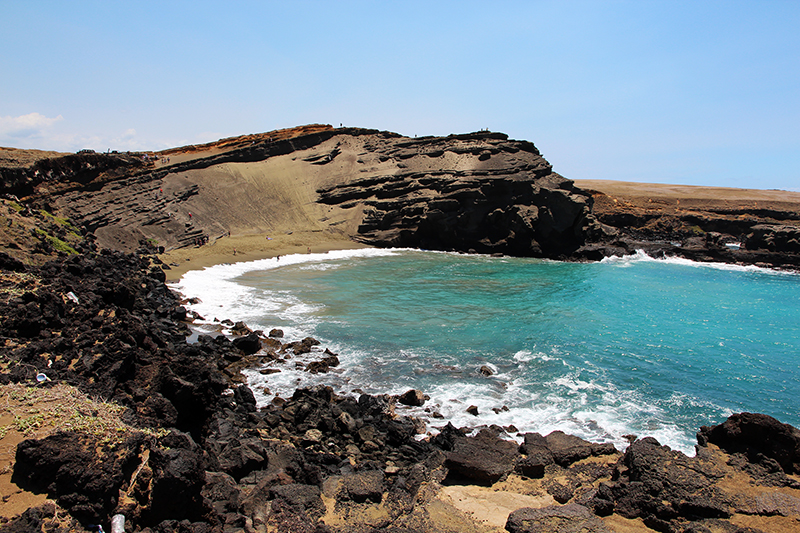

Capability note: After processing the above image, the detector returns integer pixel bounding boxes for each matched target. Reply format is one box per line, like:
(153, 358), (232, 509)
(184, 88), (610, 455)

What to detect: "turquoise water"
(175, 249), (800, 454)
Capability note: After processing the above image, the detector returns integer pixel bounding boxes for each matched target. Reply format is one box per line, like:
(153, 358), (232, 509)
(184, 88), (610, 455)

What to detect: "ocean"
(172, 248), (800, 455)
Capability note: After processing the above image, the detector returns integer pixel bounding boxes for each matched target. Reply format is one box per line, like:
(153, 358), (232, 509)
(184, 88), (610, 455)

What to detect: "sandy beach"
(158, 231), (371, 283)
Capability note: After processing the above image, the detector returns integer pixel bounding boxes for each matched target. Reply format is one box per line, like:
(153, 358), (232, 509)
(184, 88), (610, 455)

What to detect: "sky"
(2, 1), (798, 191)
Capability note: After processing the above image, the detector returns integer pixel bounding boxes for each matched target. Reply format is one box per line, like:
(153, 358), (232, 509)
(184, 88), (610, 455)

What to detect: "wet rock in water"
(305, 352), (340, 374)
(506, 504), (612, 533)
(232, 332), (261, 354)
(230, 321), (252, 334)
(398, 388), (426, 407)
(466, 405), (479, 416)
(698, 412), (800, 475)
(268, 328), (284, 338)
(479, 365), (494, 376)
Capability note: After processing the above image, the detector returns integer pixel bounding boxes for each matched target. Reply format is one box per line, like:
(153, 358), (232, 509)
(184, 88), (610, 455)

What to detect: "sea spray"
(172, 249), (800, 455)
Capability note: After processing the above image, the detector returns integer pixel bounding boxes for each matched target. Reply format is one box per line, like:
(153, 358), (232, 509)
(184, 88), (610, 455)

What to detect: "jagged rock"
(202, 472), (240, 515)
(698, 412), (800, 475)
(398, 388), (426, 406)
(232, 332), (261, 354)
(604, 437), (731, 524)
(745, 224), (800, 253)
(12, 431), (146, 524)
(506, 504), (612, 533)
(433, 425), (519, 485)
(233, 384), (257, 411)
(519, 431), (616, 468)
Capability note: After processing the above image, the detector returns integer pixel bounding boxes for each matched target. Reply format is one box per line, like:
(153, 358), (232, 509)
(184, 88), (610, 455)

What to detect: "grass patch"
(0, 272), (39, 299)
(687, 225), (706, 235)
(38, 209), (78, 232)
(0, 383), (167, 445)
(7, 201), (24, 213)
(34, 228), (78, 255)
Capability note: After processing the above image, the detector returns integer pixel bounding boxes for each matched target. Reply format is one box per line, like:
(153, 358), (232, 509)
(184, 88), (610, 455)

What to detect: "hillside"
(2, 124), (800, 275)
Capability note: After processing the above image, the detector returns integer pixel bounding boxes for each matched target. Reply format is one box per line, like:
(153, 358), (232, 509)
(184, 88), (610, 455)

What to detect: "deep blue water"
(175, 249), (800, 454)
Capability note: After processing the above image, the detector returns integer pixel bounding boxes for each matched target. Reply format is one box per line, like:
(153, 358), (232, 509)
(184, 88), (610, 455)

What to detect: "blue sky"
(2, 1), (798, 190)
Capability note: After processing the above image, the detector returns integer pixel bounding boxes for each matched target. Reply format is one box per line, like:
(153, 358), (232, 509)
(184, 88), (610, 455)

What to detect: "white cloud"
(0, 112), (64, 139)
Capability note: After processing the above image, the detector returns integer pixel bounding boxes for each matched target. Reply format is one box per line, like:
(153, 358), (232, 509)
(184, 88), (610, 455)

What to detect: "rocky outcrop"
(2, 126), (602, 258)
(506, 504), (611, 533)
(698, 412), (800, 475)
(316, 132), (600, 257)
(580, 185), (800, 268)
(0, 150), (149, 198)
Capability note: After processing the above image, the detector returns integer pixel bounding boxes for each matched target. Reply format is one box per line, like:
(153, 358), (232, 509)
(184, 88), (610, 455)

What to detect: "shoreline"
(3, 249), (800, 532)
(158, 232), (371, 283)
(171, 246), (799, 458)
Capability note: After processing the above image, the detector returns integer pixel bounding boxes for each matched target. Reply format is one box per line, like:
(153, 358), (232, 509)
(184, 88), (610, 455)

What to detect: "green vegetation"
(39, 209), (78, 231)
(8, 200), (24, 212)
(34, 228), (78, 255)
(0, 383), (169, 445)
(687, 225), (706, 235)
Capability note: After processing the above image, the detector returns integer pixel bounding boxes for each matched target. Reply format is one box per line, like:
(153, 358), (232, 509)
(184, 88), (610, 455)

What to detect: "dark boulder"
(604, 437), (731, 524)
(398, 389), (426, 407)
(505, 504), (611, 533)
(144, 432), (208, 524)
(232, 332), (261, 355)
(340, 470), (385, 503)
(433, 425), (519, 485)
(698, 412), (800, 475)
(233, 384), (257, 411)
(12, 431), (146, 524)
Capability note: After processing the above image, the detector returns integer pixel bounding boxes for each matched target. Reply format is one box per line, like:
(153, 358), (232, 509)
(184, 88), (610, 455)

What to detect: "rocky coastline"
(2, 126), (800, 532)
(0, 225), (798, 532)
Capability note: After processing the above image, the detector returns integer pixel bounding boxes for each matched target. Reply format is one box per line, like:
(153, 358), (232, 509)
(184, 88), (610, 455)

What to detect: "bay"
(174, 249), (800, 455)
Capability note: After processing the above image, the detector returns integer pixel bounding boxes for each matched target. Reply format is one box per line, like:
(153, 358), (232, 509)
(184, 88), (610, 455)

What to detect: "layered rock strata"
(3, 126), (600, 259)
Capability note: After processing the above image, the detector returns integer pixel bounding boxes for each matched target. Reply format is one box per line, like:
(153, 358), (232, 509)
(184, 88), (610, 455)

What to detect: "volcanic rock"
(698, 412), (800, 475)
(432, 425), (519, 485)
(398, 389), (426, 407)
(506, 503), (612, 533)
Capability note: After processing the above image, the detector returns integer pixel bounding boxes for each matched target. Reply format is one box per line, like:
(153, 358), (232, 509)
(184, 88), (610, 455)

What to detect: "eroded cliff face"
(315, 132), (600, 257)
(4, 127), (600, 259)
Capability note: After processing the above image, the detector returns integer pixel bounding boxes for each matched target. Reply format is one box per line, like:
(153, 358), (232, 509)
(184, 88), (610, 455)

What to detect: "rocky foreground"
(0, 208), (798, 533)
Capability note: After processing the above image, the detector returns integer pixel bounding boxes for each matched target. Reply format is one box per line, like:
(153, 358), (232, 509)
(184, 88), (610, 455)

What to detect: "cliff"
(4, 126), (800, 270)
(2, 126), (600, 261)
